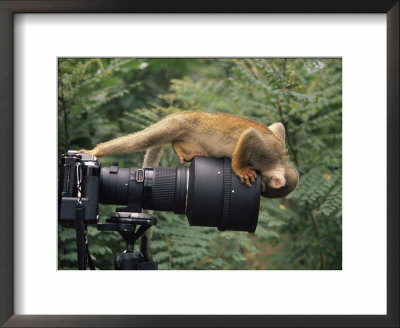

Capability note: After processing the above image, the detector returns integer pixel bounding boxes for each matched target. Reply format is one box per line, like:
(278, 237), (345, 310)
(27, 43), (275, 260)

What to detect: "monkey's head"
(258, 122), (299, 198)
(260, 164), (299, 198)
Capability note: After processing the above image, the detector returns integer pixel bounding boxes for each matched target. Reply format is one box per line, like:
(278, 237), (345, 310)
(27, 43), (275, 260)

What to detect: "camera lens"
(99, 157), (261, 233)
(186, 157), (261, 232)
(99, 165), (187, 214)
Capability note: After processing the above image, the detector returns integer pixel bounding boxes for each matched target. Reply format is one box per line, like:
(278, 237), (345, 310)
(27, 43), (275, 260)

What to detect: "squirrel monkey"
(81, 111), (299, 196)
(81, 111), (299, 261)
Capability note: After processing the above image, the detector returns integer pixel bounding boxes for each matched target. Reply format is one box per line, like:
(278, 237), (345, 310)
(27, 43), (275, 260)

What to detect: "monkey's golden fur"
(84, 111), (298, 194)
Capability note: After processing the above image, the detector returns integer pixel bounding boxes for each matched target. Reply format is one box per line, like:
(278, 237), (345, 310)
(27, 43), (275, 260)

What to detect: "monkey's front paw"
(79, 149), (97, 156)
(235, 167), (257, 188)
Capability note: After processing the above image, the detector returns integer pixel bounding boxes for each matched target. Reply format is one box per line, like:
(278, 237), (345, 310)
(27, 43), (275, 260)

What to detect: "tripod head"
(97, 212), (158, 270)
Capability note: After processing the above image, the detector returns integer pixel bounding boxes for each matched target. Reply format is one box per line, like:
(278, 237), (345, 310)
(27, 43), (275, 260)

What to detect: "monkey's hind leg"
(140, 228), (153, 262)
(143, 146), (164, 168)
(172, 142), (204, 164)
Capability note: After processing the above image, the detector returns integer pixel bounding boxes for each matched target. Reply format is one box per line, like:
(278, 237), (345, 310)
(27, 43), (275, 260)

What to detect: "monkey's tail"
(140, 146), (164, 262)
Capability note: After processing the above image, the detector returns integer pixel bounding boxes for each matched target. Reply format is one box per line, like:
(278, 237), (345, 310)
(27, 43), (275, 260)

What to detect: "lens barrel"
(98, 157), (261, 233)
(99, 165), (187, 214)
(186, 157), (260, 232)
(99, 165), (144, 207)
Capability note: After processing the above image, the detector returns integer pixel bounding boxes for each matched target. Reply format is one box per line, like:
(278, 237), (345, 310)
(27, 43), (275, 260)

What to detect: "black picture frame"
(0, 1), (398, 327)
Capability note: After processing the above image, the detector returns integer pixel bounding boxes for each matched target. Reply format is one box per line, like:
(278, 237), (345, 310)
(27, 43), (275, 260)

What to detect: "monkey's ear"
(269, 122), (285, 143)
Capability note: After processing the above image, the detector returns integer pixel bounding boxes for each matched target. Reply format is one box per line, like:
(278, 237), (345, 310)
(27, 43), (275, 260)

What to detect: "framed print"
(0, 1), (398, 327)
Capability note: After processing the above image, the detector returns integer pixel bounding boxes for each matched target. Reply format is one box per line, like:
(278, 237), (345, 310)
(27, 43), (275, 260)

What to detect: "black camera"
(58, 150), (262, 270)
(59, 150), (261, 232)
(58, 151), (100, 225)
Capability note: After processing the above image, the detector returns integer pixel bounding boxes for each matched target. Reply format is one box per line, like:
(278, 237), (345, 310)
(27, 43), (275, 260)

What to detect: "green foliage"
(152, 212), (262, 270)
(58, 58), (342, 270)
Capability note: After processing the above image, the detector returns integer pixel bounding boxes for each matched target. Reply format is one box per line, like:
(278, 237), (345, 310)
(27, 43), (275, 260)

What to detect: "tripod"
(97, 211), (158, 270)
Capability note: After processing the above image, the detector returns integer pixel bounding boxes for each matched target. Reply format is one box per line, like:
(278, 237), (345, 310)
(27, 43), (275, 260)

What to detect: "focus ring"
(219, 157), (232, 231)
(151, 168), (176, 211)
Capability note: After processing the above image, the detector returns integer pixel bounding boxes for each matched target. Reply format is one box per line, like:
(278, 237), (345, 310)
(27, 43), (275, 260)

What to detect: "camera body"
(58, 151), (100, 226)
